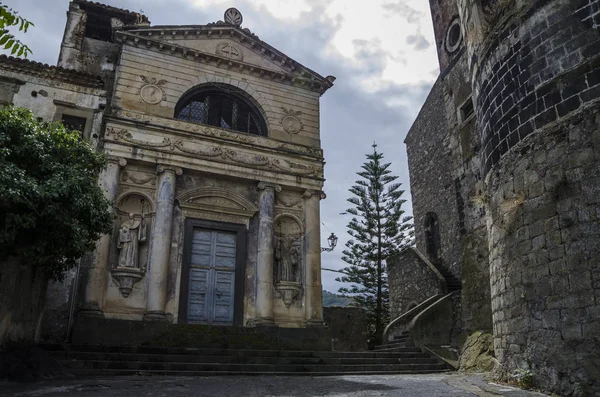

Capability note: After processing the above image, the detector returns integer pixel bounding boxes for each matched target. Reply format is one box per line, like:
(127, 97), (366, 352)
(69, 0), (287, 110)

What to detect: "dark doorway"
(179, 219), (246, 326)
(424, 212), (441, 263)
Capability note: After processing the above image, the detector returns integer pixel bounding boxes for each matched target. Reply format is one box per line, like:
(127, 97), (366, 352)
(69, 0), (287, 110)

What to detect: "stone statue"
(275, 237), (300, 283)
(117, 213), (147, 269)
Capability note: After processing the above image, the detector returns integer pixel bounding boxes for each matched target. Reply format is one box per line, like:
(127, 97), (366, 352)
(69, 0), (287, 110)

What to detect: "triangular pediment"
(160, 36), (288, 74)
(116, 14), (335, 94)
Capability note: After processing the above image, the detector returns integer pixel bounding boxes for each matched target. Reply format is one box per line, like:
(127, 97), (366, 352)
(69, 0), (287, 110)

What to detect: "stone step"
(67, 368), (450, 377)
(388, 335), (410, 343)
(374, 341), (414, 350)
(51, 351), (438, 365)
(42, 344), (424, 357)
(59, 359), (449, 373)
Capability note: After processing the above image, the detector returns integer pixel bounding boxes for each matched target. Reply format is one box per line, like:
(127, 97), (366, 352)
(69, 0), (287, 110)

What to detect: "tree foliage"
(336, 143), (414, 345)
(0, 107), (113, 280)
(0, 1), (33, 58)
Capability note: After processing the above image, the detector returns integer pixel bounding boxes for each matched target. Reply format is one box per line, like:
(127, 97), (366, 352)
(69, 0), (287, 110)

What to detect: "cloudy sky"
(4, 0), (440, 293)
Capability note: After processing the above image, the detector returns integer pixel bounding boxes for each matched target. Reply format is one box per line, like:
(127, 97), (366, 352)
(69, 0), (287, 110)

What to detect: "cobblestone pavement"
(1, 374), (550, 397)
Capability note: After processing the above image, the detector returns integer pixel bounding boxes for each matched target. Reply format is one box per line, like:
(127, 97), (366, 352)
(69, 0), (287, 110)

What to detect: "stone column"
(144, 165), (182, 321)
(81, 157), (126, 314)
(254, 181), (281, 326)
(303, 189), (325, 326)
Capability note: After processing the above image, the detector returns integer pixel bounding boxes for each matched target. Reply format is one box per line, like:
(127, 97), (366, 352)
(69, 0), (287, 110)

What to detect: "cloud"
(3, 0), (438, 293)
(381, 2), (424, 23)
(406, 33), (431, 51)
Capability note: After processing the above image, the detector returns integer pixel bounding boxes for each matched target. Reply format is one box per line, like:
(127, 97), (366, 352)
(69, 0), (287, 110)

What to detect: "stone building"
(388, 0), (600, 395)
(0, 0), (334, 335)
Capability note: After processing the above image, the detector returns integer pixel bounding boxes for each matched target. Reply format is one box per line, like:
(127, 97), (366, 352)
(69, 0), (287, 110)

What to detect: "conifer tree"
(336, 143), (414, 345)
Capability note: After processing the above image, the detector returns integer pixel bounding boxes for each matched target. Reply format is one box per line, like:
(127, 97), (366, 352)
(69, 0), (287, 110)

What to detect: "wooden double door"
(179, 220), (246, 326)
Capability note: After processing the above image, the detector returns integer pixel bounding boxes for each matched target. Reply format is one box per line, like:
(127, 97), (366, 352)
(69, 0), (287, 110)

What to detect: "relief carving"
(217, 41), (243, 61)
(275, 192), (303, 208)
(105, 127), (322, 177)
(281, 107), (304, 134)
(114, 110), (322, 158)
(121, 170), (156, 186)
(139, 75), (167, 105)
(224, 7), (243, 26)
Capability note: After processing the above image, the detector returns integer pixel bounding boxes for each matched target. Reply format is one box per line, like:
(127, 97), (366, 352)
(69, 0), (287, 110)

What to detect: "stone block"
(551, 275), (570, 295)
(546, 230), (563, 246)
(547, 295), (567, 310)
(569, 271), (592, 290)
(548, 245), (566, 260)
(529, 220), (545, 237)
(561, 324), (583, 340)
(532, 235), (546, 251)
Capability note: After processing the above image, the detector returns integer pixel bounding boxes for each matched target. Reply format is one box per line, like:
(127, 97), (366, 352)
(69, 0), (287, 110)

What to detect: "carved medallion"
(281, 107), (304, 134)
(139, 76), (167, 104)
(216, 41), (243, 61)
(224, 8), (243, 26)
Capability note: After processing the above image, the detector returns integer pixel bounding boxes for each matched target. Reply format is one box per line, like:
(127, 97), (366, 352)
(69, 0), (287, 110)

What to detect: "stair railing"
(382, 294), (444, 342)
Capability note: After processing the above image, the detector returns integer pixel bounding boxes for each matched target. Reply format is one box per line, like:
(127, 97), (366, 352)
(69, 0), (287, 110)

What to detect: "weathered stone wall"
(461, 0), (600, 394)
(39, 269), (77, 343)
(0, 258), (47, 347)
(387, 249), (445, 319)
(441, 53), (492, 334)
(323, 307), (368, 351)
(405, 79), (462, 278)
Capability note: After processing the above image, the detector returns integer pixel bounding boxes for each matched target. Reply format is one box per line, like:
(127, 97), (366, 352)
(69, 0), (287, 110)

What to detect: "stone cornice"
(114, 28), (334, 95)
(0, 55), (105, 89)
(109, 110), (323, 160)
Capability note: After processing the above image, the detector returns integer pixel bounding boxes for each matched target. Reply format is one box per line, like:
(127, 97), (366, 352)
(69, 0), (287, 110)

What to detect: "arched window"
(424, 212), (441, 263)
(175, 84), (267, 136)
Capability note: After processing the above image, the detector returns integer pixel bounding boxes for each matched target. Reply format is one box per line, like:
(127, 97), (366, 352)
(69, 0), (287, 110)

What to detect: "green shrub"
(0, 107), (112, 280)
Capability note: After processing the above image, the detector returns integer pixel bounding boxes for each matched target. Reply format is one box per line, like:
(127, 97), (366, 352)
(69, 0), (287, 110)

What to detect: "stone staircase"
(42, 338), (450, 376)
(432, 262), (462, 292)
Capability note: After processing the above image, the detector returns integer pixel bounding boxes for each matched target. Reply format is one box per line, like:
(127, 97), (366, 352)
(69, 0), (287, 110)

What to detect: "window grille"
(175, 84), (266, 136)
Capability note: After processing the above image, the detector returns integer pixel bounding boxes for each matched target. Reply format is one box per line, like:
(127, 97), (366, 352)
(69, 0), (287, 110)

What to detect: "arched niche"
(273, 214), (303, 286)
(110, 192), (155, 297)
(116, 191), (155, 217)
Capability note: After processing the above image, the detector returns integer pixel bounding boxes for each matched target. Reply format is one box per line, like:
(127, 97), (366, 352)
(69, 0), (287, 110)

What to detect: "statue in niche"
(117, 213), (147, 269)
(275, 236), (301, 283)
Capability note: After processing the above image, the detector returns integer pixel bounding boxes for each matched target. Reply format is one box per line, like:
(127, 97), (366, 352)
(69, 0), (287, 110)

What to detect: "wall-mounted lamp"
(321, 232), (338, 252)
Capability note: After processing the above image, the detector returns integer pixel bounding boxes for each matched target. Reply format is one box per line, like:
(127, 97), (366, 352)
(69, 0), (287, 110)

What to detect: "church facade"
(0, 1), (334, 331)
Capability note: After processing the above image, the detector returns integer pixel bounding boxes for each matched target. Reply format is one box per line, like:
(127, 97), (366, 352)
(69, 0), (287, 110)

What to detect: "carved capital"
(302, 189), (326, 200)
(156, 164), (183, 176)
(107, 157), (128, 167)
(257, 181), (282, 192)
